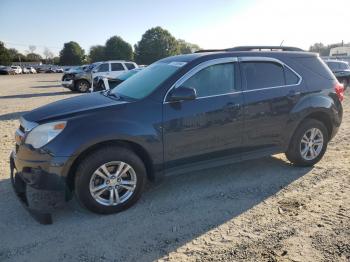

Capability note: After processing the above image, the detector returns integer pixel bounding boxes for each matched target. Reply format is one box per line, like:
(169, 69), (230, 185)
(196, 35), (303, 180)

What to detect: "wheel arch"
(66, 139), (155, 192)
(285, 110), (333, 151)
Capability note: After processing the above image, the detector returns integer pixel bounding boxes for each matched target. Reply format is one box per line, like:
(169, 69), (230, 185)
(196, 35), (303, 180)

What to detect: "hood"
(23, 92), (126, 123)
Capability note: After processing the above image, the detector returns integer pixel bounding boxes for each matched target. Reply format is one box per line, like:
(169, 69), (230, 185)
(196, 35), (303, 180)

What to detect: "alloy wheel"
(89, 161), (137, 206)
(300, 128), (324, 161)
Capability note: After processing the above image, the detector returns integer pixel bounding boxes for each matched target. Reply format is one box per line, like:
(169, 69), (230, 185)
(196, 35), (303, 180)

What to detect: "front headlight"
(25, 121), (67, 149)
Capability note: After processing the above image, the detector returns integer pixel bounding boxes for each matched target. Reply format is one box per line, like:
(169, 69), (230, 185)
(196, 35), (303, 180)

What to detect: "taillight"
(334, 82), (344, 102)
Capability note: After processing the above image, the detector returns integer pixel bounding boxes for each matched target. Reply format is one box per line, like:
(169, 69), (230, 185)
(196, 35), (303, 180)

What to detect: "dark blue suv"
(10, 46), (344, 224)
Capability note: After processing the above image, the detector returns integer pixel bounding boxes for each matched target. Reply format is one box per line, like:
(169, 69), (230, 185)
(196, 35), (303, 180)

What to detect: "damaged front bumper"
(10, 151), (70, 225)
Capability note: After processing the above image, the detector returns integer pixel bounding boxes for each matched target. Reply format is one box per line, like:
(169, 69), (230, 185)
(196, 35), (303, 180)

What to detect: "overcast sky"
(0, 0), (349, 56)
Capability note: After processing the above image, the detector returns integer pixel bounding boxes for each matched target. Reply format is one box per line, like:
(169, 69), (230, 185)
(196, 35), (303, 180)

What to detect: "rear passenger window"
(181, 63), (235, 97)
(285, 66), (299, 85)
(111, 63), (124, 71)
(125, 63), (135, 70)
(242, 61), (285, 90)
(97, 63), (109, 72)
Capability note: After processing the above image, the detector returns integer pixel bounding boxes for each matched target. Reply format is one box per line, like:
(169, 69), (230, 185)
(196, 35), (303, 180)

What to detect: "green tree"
(104, 36), (133, 61)
(7, 48), (27, 62)
(26, 53), (42, 61)
(0, 41), (11, 65)
(59, 41), (85, 65)
(177, 39), (200, 54)
(309, 42), (350, 56)
(89, 45), (105, 62)
(309, 43), (329, 56)
(134, 27), (179, 64)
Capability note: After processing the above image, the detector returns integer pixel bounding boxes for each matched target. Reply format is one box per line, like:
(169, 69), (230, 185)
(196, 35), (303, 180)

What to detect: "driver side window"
(182, 62), (236, 98)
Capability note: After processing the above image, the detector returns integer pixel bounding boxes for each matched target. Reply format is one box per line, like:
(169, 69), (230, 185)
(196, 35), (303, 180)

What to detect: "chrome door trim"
(163, 56), (303, 103)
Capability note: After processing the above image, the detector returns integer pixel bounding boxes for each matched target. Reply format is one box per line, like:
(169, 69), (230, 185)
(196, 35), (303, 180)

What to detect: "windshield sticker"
(169, 62), (187, 67)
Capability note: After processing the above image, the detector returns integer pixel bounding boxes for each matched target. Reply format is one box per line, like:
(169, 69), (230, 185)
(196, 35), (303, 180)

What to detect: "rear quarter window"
(285, 66), (300, 85)
(125, 63), (136, 70)
(295, 57), (335, 80)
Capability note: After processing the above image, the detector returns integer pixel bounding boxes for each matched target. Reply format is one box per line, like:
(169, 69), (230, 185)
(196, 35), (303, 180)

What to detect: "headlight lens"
(25, 121), (67, 149)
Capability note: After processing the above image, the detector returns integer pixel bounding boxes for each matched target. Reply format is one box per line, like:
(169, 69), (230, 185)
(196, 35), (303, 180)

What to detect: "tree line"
(0, 26), (200, 66)
(60, 26), (200, 65)
(309, 42), (350, 56)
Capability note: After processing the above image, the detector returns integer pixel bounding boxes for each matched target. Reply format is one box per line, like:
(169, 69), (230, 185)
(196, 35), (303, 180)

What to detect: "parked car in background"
(61, 62), (102, 92)
(55, 67), (64, 73)
(22, 67), (30, 74)
(11, 66), (22, 74)
(35, 67), (46, 73)
(11, 46), (344, 224)
(62, 61), (138, 93)
(0, 66), (15, 75)
(91, 61), (138, 80)
(93, 68), (143, 91)
(27, 67), (37, 74)
(325, 60), (350, 89)
(45, 68), (56, 73)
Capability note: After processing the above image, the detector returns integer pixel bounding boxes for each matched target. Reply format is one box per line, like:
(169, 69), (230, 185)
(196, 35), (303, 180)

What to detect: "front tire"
(285, 119), (328, 166)
(75, 146), (146, 214)
(76, 80), (90, 93)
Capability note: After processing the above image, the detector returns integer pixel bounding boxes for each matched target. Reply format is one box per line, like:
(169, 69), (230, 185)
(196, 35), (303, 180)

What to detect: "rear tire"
(285, 119), (328, 166)
(75, 146), (146, 214)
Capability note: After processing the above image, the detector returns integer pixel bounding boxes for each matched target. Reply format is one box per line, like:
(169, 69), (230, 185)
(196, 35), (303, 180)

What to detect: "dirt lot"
(0, 74), (349, 262)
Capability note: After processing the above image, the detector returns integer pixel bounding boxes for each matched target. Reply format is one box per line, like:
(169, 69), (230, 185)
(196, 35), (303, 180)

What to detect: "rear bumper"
(10, 150), (70, 224)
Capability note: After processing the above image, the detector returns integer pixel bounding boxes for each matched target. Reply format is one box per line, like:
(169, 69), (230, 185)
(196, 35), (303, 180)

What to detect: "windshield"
(327, 61), (350, 70)
(111, 62), (181, 100)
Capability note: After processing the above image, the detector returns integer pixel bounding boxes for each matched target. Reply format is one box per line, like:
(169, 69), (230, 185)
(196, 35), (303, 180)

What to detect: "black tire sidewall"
(286, 119), (329, 166)
(75, 147), (146, 214)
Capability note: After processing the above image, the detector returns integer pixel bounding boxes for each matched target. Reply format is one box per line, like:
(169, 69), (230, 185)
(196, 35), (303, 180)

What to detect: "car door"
(240, 57), (302, 152)
(110, 62), (126, 78)
(92, 63), (110, 78)
(163, 57), (244, 171)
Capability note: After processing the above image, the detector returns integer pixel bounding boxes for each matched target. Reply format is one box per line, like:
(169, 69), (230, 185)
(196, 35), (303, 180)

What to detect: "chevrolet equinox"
(10, 46), (344, 224)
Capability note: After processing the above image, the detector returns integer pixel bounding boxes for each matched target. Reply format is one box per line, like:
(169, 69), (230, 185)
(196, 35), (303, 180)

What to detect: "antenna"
(280, 40), (284, 46)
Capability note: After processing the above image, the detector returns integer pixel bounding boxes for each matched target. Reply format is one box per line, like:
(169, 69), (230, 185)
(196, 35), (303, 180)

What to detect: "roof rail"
(195, 49), (225, 53)
(195, 46), (304, 53)
(226, 46), (304, 51)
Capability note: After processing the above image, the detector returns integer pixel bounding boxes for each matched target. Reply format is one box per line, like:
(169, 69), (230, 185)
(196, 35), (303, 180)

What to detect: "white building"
(330, 46), (350, 57)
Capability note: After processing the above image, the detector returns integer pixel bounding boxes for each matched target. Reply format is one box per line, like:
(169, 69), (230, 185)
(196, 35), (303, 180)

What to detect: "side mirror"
(168, 86), (197, 102)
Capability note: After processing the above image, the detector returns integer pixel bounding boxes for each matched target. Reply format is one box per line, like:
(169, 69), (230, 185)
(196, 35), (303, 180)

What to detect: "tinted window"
(242, 61), (284, 90)
(111, 63), (124, 71)
(326, 62), (339, 70)
(182, 63), (235, 97)
(125, 63), (135, 70)
(285, 66), (299, 85)
(97, 63), (109, 72)
(339, 63), (350, 70)
(296, 57), (334, 80)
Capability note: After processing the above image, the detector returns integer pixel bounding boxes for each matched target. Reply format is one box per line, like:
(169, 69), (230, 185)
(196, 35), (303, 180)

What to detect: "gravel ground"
(0, 74), (349, 262)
